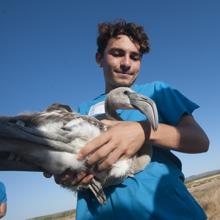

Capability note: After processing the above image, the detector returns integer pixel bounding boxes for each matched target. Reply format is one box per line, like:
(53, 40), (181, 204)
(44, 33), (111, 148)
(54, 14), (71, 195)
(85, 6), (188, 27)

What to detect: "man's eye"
(110, 49), (124, 57)
(130, 53), (141, 61)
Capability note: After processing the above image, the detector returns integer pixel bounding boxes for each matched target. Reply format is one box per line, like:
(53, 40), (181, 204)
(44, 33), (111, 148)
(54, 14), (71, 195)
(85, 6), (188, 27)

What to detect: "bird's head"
(46, 103), (73, 113)
(105, 87), (158, 131)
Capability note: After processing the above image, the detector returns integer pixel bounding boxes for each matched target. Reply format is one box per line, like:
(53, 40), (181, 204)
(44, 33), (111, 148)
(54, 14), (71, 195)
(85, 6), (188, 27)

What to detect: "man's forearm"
(0, 203), (6, 218)
(144, 115), (209, 153)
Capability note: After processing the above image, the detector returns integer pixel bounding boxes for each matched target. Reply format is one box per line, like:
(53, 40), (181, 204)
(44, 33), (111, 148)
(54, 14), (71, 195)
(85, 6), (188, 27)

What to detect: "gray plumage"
(0, 87), (158, 204)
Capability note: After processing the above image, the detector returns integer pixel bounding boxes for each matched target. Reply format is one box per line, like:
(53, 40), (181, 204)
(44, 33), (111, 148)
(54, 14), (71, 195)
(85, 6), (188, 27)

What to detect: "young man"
(0, 182), (7, 219)
(56, 20), (209, 219)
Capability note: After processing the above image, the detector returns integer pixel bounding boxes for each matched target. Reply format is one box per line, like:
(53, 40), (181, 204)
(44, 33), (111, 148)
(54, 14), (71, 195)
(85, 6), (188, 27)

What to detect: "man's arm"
(54, 115), (209, 185)
(149, 115), (209, 153)
(78, 115), (209, 171)
(0, 202), (7, 218)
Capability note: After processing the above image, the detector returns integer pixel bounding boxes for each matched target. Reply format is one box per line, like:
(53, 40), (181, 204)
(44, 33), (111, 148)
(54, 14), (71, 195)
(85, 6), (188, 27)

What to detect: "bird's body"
(0, 107), (132, 179)
(0, 87), (158, 204)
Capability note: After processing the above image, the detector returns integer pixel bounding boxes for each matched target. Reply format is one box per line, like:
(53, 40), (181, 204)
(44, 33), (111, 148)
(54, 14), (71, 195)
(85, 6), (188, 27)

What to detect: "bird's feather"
(0, 88), (158, 204)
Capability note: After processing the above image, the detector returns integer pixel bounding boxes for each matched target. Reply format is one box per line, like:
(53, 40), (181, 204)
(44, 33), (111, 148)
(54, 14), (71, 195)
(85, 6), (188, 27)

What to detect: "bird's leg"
(88, 178), (107, 205)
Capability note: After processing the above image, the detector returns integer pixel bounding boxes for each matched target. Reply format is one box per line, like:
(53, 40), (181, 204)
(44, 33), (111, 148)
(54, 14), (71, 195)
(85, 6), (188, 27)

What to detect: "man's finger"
(70, 172), (88, 186)
(54, 170), (77, 185)
(77, 132), (110, 160)
(101, 120), (120, 126)
(97, 147), (124, 171)
(86, 140), (117, 166)
(80, 174), (94, 185)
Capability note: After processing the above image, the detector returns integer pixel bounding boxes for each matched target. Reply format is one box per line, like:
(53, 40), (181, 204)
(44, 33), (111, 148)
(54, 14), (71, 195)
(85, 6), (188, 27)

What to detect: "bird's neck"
(104, 99), (122, 121)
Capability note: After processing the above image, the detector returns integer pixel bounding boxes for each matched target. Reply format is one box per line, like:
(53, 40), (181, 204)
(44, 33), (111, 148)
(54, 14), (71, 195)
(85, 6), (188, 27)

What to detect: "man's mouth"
(114, 70), (132, 75)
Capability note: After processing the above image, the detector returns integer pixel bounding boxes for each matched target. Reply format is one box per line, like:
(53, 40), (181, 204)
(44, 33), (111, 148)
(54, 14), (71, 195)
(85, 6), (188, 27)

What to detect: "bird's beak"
(128, 93), (158, 131)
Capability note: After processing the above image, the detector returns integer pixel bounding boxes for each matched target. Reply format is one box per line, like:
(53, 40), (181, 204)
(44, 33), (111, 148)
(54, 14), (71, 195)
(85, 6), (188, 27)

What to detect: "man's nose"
(120, 55), (131, 72)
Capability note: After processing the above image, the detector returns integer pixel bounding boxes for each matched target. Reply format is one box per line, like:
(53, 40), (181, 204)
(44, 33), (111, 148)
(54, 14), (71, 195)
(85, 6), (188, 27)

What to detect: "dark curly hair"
(97, 19), (150, 57)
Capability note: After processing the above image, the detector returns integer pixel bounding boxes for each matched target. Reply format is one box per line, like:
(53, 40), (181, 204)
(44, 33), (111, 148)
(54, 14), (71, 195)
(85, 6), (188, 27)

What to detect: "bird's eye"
(123, 90), (129, 95)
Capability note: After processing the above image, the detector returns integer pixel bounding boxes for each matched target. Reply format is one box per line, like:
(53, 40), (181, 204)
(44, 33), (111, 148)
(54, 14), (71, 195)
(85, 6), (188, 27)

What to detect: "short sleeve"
(77, 102), (90, 115)
(0, 183), (7, 203)
(77, 94), (106, 116)
(154, 82), (199, 125)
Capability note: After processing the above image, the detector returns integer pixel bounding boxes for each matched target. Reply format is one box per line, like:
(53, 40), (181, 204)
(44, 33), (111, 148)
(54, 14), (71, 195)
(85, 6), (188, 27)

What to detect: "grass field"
(29, 172), (220, 220)
(28, 209), (76, 220)
(186, 173), (220, 220)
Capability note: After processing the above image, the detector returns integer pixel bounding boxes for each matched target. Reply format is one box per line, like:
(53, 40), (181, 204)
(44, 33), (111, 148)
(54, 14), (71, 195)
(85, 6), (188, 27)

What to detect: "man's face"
(97, 35), (141, 93)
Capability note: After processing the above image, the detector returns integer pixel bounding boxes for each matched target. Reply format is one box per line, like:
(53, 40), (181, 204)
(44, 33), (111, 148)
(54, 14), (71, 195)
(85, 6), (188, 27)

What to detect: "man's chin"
(114, 79), (136, 87)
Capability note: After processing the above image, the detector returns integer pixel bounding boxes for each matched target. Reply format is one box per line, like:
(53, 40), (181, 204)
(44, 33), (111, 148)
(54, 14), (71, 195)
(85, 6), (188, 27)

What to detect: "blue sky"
(0, 0), (219, 219)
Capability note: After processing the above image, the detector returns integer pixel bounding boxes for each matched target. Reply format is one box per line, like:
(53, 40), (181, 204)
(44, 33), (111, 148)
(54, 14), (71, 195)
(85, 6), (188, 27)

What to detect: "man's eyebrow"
(109, 47), (124, 51)
(109, 48), (140, 54)
(131, 51), (141, 55)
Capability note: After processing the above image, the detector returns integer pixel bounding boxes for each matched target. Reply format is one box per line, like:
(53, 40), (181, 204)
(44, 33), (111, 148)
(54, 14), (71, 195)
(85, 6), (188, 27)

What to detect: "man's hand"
(54, 170), (94, 187)
(51, 120), (151, 187)
(77, 120), (151, 171)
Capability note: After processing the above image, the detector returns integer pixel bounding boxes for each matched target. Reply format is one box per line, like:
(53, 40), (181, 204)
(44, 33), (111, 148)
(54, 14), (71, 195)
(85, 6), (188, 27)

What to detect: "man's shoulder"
(78, 81), (172, 114)
(78, 93), (105, 114)
(133, 81), (171, 97)
(134, 81), (170, 90)
(0, 182), (6, 192)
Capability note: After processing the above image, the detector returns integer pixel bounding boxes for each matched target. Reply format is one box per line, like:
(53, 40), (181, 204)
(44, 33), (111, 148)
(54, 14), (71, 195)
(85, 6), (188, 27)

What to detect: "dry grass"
(28, 209), (76, 220)
(30, 174), (220, 220)
(186, 173), (220, 220)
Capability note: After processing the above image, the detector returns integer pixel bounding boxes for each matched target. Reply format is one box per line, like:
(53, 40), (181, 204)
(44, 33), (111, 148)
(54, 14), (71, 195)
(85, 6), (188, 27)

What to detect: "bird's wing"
(0, 120), (77, 173)
(0, 158), (41, 172)
(0, 136), (54, 172)
(0, 121), (74, 153)
(0, 139), (44, 172)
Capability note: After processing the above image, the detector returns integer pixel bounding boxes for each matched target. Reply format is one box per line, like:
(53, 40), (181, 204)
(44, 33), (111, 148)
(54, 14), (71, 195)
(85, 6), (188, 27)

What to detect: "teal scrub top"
(76, 81), (206, 220)
(0, 182), (7, 203)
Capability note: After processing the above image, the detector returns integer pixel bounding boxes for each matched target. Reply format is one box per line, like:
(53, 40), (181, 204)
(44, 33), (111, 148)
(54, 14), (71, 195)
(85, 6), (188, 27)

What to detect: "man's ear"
(96, 52), (103, 67)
